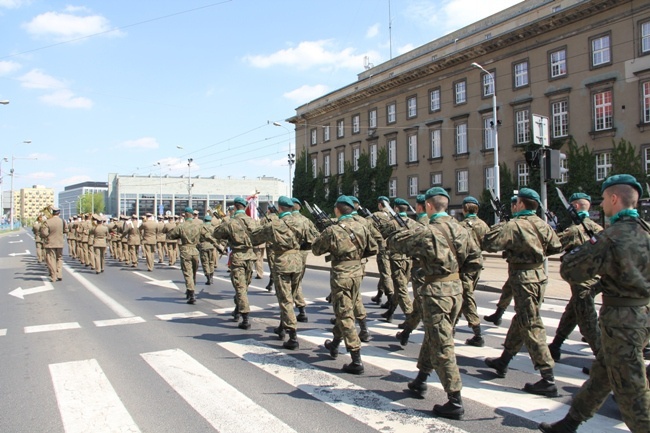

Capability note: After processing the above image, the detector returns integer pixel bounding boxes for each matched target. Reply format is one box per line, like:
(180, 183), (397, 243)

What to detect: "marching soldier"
(156, 215), (166, 264)
(40, 207), (65, 282)
(32, 215), (44, 263)
(540, 174), (649, 433)
(90, 214), (108, 273)
(139, 213), (158, 271)
(290, 197), (317, 323)
(370, 196), (394, 306)
(164, 216), (178, 266)
(120, 215), (130, 264)
(198, 214), (221, 285)
(67, 215), (78, 258)
(166, 207), (201, 304)
(126, 214), (141, 268)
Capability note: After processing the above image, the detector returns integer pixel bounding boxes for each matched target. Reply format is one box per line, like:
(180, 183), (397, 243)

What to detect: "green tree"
(313, 170), (326, 209)
(341, 161), (355, 195)
(78, 192), (104, 214)
(356, 152), (374, 209)
(292, 149), (314, 202)
(610, 138), (644, 181)
(373, 147), (392, 199)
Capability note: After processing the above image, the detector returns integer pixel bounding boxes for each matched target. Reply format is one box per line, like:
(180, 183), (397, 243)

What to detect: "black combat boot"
(265, 277), (273, 292)
(329, 317), (337, 325)
(205, 274), (212, 285)
(380, 298), (392, 309)
(538, 413), (582, 433)
(296, 307), (308, 323)
(185, 289), (191, 299)
(407, 370), (430, 398)
(186, 290), (196, 305)
(273, 322), (286, 340)
(484, 351), (513, 378)
(324, 338), (341, 358)
(397, 314), (410, 329)
(370, 289), (382, 305)
(381, 299), (397, 323)
(283, 330), (299, 350)
(524, 368), (558, 397)
(548, 335), (565, 361)
(484, 307), (505, 326)
(433, 391), (464, 420)
(358, 318), (370, 342)
(231, 306), (240, 322)
(465, 325), (484, 347)
(396, 328), (412, 346)
(343, 350), (364, 375)
(238, 313), (251, 330)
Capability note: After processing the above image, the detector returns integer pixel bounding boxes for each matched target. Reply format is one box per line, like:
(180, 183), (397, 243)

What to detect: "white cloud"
(23, 9), (124, 41)
(40, 89), (93, 109)
(283, 84), (329, 104)
(119, 137), (160, 150)
(397, 43), (416, 55)
(19, 69), (93, 109)
(366, 23), (380, 39)
(244, 39), (381, 71)
(0, 0), (31, 9)
(0, 60), (21, 75)
(27, 171), (56, 180)
(19, 69), (65, 89)
(249, 156), (288, 169)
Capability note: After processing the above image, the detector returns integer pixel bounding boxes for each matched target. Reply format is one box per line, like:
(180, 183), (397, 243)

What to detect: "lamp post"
(0, 156), (8, 224)
(273, 121), (294, 195)
(155, 162), (163, 217)
(472, 62), (500, 222)
(9, 140), (34, 230)
(187, 158), (193, 207)
(0, 100), (9, 105)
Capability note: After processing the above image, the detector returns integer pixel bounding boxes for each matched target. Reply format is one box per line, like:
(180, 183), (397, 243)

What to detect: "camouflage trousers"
(459, 270), (482, 328)
(331, 275), (363, 352)
(253, 246), (265, 277)
(555, 282), (601, 355)
(200, 248), (215, 277)
(376, 251), (394, 297)
(503, 279), (554, 371)
(402, 266), (425, 330)
(293, 251), (308, 309)
(180, 254), (199, 290)
(275, 271), (301, 330)
(496, 278), (513, 310)
(569, 306), (649, 432)
(416, 292), (463, 394)
(266, 247), (276, 282)
(390, 258), (413, 315)
(230, 258), (254, 314)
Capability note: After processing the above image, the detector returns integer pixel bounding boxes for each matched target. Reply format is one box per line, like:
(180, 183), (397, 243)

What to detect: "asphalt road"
(0, 229), (629, 433)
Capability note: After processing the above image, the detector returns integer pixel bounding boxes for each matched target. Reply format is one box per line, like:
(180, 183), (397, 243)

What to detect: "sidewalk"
(305, 253), (573, 302)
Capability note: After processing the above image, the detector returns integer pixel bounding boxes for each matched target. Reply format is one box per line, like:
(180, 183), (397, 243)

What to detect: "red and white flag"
(245, 194), (259, 220)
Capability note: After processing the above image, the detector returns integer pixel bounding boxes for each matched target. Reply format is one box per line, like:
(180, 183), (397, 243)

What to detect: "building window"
(517, 163), (529, 187)
(455, 122), (468, 154)
(430, 129), (441, 158)
(338, 151), (345, 174)
(485, 166), (495, 191)
(643, 21), (650, 54)
(514, 61), (529, 88)
(388, 138), (397, 166)
(369, 109), (377, 129)
(370, 143), (377, 168)
(324, 154), (330, 177)
(389, 179), (397, 198)
(456, 169), (468, 193)
(455, 80), (467, 105)
(483, 116), (495, 150)
(407, 96), (417, 119)
(387, 103), (396, 124)
(408, 176), (418, 197)
(643, 81), (650, 124)
(311, 157), (318, 179)
(323, 125), (330, 142)
(310, 128), (317, 145)
(352, 114), (360, 134)
(482, 71), (495, 97)
(431, 172), (442, 186)
(353, 147), (360, 171)
(551, 100), (569, 138)
(594, 90), (613, 131)
(429, 87), (441, 112)
(591, 34), (611, 68)
(515, 108), (531, 145)
(644, 147), (650, 174)
(337, 119), (344, 138)
(549, 48), (567, 78)
(407, 134), (418, 163)
(596, 152), (611, 181)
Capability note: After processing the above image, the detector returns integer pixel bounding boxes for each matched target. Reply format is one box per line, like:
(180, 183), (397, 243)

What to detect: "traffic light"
(545, 149), (568, 181)
(525, 150), (540, 168)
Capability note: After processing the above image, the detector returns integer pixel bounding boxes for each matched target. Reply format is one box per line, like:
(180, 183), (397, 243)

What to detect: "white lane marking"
(8, 276), (55, 299)
(94, 317), (146, 327)
(0, 329), (6, 336)
(155, 311), (207, 321)
(212, 275), (268, 292)
(64, 263), (135, 318)
(298, 328), (627, 431)
(49, 359), (140, 433)
(220, 339), (468, 433)
(267, 300), (315, 308)
(132, 271), (179, 291)
(141, 348), (296, 433)
(212, 305), (262, 315)
(8, 250), (30, 256)
(24, 322), (81, 334)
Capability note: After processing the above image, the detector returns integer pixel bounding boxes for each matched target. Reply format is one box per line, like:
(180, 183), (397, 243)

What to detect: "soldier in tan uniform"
(156, 215), (166, 264)
(166, 207), (201, 304)
(90, 214), (109, 273)
(164, 216), (178, 266)
(67, 216), (78, 259)
(32, 215), (44, 263)
(40, 207), (65, 282)
(139, 213), (158, 271)
(125, 214), (141, 268)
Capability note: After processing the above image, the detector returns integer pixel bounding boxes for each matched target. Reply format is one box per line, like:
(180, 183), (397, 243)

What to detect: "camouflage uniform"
(399, 212), (429, 334)
(382, 212), (415, 321)
(557, 214), (649, 432)
(372, 209), (394, 303)
(291, 210), (317, 314)
(166, 216), (201, 302)
(198, 220), (218, 284)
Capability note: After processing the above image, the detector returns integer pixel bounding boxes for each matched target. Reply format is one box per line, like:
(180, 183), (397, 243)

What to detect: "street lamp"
(472, 62), (500, 222)
(187, 158), (193, 206)
(273, 121), (295, 195)
(0, 100), (9, 105)
(9, 140), (35, 230)
(0, 157), (8, 224)
(155, 162), (164, 218)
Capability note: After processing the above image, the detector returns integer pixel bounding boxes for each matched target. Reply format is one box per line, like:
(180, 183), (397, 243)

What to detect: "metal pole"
(187, 158), (193, 207)
(9, 156), (14, 230)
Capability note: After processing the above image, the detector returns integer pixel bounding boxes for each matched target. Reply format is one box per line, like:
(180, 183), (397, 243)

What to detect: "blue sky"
(0, 0), (522, 198)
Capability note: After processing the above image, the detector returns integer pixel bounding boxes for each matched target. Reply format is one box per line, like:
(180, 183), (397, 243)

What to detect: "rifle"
(257, 205), (271, 222)
(358, 206), (383, 226)
(381, 199), (407, 228)
(488, 188), (509, 222)
(267, 202), (278, 214)
(555, 187), (598, 244)
(304, 201), (333, 232)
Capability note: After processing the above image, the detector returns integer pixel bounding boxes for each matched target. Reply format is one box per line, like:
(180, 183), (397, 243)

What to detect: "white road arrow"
(8, 239), (23, 244)
(9, 250), (31, 257)
(133, 271), (179, 291)
(9, 277), (54, 299)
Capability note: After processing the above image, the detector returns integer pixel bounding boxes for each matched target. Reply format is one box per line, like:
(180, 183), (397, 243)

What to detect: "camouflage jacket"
(250, 213), (307, 274)
(459, 215), (490, 251)
(291, 211), (320, 250)
(559, 217), (603, 253)
(380, 212), (419, 261)
(212, 210), (258, 261)
(312, 215), (378, 279)
(166, 218), (200, 258)
(198, 223), (219, 251)
(369, 210), (390, 251)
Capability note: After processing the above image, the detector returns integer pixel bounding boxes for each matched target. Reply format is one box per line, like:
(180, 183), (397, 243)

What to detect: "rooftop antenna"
(388, 0), (393, 60)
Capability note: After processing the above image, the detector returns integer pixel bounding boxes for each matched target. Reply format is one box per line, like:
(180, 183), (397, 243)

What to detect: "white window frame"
(407, 96), (417, 118)
(324, 154), (330, 177)
(514, 61), (529, 87)
(483, 116), (495, 150)
(482, 72), (495, 96)
(388, 139), (397, 166)
(517, 162), (529, 188)
(594, 90), (613, 131)
(408, 134), (418, 163)
(455, 80), (466, 104)
(596, 152), (611, 181)
(644, 147), (650, 175)
(408, 176), (418, 197)
(370, 143), (377, 168)
(387, 103), (396, 124)
(592, 35), (611, 67)
(311, 157), (317, 179)
(430, 88), (441, 112)
(643, 81), (650, 124)
(310, 128), (317, 145)
(389, 179), (397, 198)
(516, 109), (530, 144)
(485, 166), (495, 191)
(337, 120), (344, 138)
(431, 172), (442, 186)
(550, 49), (567, 78)
(430, 129), (441, 158)
(643, 21), (650, 54)
(455, 123), (468, 154)
(552, 100), (569, 138)
(352, 114), (360, 134)
(457, 169), (468, 193)
(353, 147), (360, 171)
(337, 151), (345, 174)
(369, 109), (377, 129)
(323, 125), (330, 142)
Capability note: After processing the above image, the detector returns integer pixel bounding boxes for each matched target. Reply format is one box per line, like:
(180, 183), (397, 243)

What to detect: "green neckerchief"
(464, 213), (477, 218)
(234, 210), (246, 216)
(351, 211), (358, 216)
(609, 209), (639, 225)
(417, 212), (427, 219)
(292, 210), (300, 214)
(513, 210), (536, 217)
(576, 210), (589, 220)
(429, 211), (448, 222)
(279, 211), (292, 218)
(398, 212), (407, 217)
(185, 217), (193, 221)
(338, 214), (353, 221)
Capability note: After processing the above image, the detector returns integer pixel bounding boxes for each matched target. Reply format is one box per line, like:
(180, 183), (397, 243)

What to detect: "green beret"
(425, 187), (450, 200)
(203, 215), (212, 221)
(394, 198), (409, 207)
(601, 174), (643, 197)
(349, 196), (360, 204)
(291, 197), (302, 206)
(184, 206), (193, 214)
(233, 197), (247, 207)
(278, 196), (294, 208)
(336, 195), (355, 208)
(569, 192), (591, 203)
(518, 187), (541, 204)
(416, 194), (426, 204)
(511, 196), (518, 203)
(462, 196), (479, 205)
(377, 196), (389, 203)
